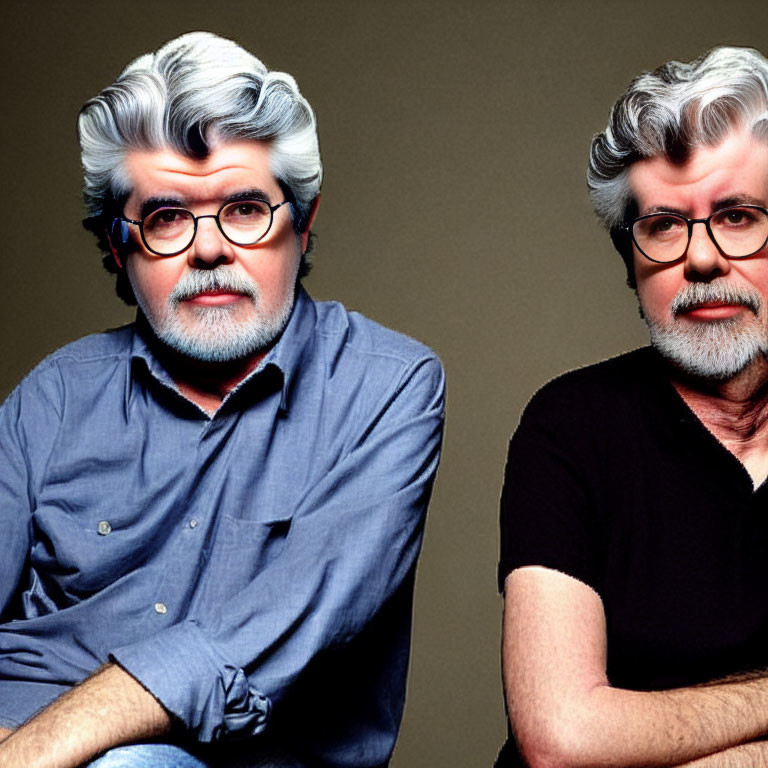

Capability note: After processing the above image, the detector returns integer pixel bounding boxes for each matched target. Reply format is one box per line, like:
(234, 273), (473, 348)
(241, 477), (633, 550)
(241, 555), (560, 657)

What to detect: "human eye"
(222, 200), (270, 223)
(638, 214), (685, 240)
(144, 208), (190, 235)
(713, 206), (760, 229)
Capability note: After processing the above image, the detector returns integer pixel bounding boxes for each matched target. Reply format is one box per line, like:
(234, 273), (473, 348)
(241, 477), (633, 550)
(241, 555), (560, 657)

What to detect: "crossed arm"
(503, 566), (768, 768)
(0, 664), (170, 768)
(0, 353), (444, 768)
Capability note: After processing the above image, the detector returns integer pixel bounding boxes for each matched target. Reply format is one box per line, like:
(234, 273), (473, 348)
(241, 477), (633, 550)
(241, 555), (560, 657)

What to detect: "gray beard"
(138, 268), (295, 363)
(643, 281), (768, 380)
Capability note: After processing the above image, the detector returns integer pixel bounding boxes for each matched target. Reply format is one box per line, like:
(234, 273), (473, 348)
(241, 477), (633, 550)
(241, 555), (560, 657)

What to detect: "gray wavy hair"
(79, 32), (322, 303)
(587, 46), (768, 287)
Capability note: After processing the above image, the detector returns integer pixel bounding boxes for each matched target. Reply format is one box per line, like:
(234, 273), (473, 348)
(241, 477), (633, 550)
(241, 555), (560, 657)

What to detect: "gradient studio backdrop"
(2, 1), (767, 765)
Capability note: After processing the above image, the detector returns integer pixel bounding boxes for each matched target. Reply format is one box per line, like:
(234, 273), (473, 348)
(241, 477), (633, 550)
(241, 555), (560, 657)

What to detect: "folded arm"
(0, 354), (444, 765)
(504, 566), (768, 768)
(0, 663), (171, 768)
(110, 355), (444, 741)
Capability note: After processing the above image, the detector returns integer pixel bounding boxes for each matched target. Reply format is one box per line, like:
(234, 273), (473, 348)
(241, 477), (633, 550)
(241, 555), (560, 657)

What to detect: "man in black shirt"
(498, 46), (768, 767)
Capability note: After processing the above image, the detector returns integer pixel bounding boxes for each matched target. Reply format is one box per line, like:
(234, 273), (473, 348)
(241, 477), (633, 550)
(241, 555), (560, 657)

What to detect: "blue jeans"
(87, 744), (209, 768)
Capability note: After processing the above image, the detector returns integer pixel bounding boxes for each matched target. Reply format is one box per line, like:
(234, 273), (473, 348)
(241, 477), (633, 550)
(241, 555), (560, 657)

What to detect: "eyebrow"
(713, 194), (766, 209)
(137, 188), (275, 220)
(225, 188), (273, 204)
(642, 205), (688, 217)
(139, 197), (184, 219)
(641, 194), (767, 218)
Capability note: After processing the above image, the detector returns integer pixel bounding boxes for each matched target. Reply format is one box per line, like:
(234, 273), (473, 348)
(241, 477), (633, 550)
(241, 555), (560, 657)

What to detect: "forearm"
(675, 739), (768, 767)
(0, 663), (172, 768)
(505, 568), (768, 768)
(556, 677), (768, 767)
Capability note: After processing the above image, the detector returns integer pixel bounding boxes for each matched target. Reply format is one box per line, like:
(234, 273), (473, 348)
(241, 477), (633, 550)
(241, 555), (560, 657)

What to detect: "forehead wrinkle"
(634, 131), (768, 189)
(122, 141), (282, 216)
(137, 162), (278, 189)
(630, 170), (768, 218)
(151, 163), (252, 177)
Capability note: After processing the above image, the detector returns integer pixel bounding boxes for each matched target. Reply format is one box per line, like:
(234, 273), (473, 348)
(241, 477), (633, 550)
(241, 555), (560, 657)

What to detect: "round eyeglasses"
(117, 199), (291, 257)
(626, 204), (768, 264)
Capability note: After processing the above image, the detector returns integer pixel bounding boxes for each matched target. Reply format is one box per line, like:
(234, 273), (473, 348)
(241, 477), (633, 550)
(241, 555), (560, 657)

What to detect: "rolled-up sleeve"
(111, 354), (445, 741)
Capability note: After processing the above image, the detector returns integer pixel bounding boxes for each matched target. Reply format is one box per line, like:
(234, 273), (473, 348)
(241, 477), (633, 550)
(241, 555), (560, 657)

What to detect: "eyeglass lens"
(142, 200), (275, 254)
(632, 206), (768, 262)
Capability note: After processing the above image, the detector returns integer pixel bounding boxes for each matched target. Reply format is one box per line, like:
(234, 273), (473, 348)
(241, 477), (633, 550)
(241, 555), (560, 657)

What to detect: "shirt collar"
(262, 286), (317, 412)
(637, 345), (728, 441)
(125, 285), (317, 415)
(636, 346), (694, 421)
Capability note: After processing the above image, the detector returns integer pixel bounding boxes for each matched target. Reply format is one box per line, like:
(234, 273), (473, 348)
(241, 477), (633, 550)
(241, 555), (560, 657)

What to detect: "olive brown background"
(2, 1), (767, 765)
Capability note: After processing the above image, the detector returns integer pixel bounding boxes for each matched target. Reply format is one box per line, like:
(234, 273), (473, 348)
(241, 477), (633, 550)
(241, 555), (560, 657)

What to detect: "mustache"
(169, 269), (259, 305)
(671, 282), (762, 317)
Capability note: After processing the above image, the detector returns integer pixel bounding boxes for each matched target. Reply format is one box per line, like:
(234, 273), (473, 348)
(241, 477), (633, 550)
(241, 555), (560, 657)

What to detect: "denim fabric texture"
(88, 744), (208, 768)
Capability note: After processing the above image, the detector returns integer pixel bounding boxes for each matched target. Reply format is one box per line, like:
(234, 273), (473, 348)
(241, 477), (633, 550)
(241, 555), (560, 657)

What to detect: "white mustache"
(170, 269), (259, 305)
(671, 281), (762, 317)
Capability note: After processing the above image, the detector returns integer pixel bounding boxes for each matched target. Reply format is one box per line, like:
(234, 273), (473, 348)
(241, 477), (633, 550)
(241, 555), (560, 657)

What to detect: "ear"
(300, 195), (321, 254)
(610, 226), (636, 289)
(105, 219), (128, 270)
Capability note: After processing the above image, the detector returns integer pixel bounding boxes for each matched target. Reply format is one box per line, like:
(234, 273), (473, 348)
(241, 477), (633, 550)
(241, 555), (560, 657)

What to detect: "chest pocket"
(192, 513), (293, 610)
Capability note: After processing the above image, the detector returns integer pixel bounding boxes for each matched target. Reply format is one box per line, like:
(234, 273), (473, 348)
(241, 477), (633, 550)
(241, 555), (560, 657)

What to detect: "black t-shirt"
(496, 347), (768, 766)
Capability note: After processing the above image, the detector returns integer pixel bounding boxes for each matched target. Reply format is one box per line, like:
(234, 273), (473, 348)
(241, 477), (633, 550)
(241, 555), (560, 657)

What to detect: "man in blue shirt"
(0, 32), (444, 768)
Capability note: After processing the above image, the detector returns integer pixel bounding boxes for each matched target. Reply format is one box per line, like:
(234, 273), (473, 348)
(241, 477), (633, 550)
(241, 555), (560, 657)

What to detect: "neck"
(141, 323), (268, 415)
(670, 356), (768, 487)
(169, 353), (267, 415)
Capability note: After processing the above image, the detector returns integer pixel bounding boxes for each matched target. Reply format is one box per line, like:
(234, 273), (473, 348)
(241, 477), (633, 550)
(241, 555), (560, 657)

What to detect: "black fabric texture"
(496, 347), (768, 766)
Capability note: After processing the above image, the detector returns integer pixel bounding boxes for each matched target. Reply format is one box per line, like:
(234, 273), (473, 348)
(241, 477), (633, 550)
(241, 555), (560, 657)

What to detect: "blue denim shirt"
(0, 288), (444, 767)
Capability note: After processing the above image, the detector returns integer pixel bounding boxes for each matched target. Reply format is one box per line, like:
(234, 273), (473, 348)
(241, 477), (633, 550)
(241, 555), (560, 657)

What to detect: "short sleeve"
(498, 381), (602, 596)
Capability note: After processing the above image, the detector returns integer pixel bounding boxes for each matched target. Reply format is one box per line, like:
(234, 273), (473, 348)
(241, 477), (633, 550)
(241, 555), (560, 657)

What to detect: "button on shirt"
(0, 288), (445, 766)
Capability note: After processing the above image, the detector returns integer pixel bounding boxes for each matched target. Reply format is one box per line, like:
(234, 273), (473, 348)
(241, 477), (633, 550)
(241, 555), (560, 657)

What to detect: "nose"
(683, 220), (731, 281)
(187, 215), (236, 269)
